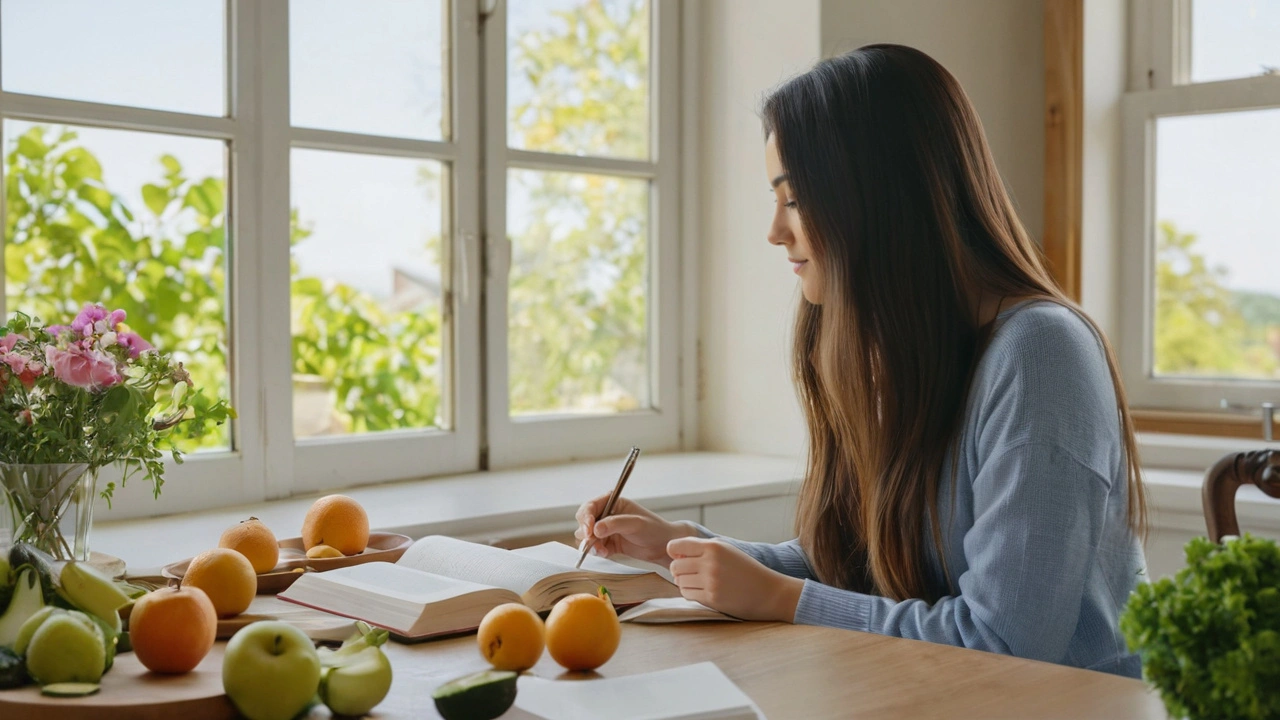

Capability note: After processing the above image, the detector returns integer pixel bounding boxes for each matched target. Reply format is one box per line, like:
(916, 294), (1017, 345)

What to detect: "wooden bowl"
(160, 532), (413, 595)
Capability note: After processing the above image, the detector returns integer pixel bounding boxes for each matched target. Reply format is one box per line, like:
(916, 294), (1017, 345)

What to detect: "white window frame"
(1120, 0), (1280, 412)
(481, 0), (682, 468)
(0, 0), (684, 518)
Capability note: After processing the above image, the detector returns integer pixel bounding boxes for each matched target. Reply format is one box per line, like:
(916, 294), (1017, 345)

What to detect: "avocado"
(431, 669), (519, 720)
(0, 646), (28, 689)
(9, 544), (58, 606)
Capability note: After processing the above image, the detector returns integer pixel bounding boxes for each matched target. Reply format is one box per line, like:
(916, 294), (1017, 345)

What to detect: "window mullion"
(254, 0), (297, 500)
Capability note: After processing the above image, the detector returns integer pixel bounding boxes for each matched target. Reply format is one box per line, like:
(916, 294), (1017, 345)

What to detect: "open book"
(276, 536), (682, 640)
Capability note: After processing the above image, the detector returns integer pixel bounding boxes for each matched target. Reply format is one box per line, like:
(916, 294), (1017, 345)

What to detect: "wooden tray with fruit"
(161, 532), (413, 595)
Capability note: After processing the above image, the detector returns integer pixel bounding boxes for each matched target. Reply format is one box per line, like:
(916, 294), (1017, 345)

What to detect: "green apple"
(25, 610), (106, 685)
(222, 621), (320, 720)
(319, 644), (393, 716)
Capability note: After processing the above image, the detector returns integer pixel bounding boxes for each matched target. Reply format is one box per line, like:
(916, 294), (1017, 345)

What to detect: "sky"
(0, 0), (1274, 298)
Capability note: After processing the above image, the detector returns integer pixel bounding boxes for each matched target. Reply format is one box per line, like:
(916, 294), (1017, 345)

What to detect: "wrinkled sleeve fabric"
(791, 442), (1110, 663)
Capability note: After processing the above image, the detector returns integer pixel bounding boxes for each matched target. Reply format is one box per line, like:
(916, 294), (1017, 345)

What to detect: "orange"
(301, 495), (369, 556)
(218, 517), (280, 573)
(182, 548), (257, 617)
(477, 603), (545, 671)
(306, 544), (343, 559)
(129, 586), (217, 674)
(544, 587), (621, 671)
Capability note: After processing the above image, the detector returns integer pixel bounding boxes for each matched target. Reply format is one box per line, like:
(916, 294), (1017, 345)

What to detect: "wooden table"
(3, 597), (1168, 719)
(366, 621), (1167, 720)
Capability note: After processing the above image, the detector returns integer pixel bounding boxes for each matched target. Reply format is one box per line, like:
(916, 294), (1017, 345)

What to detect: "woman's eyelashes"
(784, 199), (798, 209)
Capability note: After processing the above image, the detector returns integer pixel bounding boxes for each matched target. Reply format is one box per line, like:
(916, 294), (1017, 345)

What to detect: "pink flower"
(16, 409), (32, 426)
(70, 304), (127, 337)
(45, 325), (72, 339)
(0, 335), (43, 388)
(44, 344), (122, 391)
(117, 331), (153, 359)
(0, 334), (19, 353)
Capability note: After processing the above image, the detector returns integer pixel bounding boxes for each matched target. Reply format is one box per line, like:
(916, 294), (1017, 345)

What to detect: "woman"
(575, 44), (1147, 677)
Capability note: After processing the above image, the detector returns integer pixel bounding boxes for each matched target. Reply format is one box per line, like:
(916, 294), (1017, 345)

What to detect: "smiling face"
(765, 134), (823, 304)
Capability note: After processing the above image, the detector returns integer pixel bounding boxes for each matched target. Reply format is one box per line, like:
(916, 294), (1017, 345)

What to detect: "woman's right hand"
(574, 495), (697, 568)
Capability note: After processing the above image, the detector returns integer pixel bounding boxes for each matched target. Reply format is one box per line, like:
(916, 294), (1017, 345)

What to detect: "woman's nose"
(767, 211), (790, 246)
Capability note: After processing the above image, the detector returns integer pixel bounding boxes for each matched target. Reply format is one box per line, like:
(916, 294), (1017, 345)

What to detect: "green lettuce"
(1121, 534), (1280, 720)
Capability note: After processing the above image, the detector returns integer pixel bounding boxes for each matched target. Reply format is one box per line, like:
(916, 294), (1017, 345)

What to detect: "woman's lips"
(791, 260), (807, 274)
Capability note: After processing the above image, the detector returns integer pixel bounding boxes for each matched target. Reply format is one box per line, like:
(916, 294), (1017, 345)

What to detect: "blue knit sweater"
(706, 301), (1145, 677)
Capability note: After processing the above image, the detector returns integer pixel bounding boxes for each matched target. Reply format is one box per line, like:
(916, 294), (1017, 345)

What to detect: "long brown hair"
(763, 45), (1146, 602)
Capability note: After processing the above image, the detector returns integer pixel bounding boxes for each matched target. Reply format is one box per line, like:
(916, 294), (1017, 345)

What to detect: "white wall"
(696, 0), (1045, 455)
(695, 0), (821, 456)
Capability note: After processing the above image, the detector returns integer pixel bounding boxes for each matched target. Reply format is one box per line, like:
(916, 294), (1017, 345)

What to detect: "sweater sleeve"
(791, 441), (1110, 664)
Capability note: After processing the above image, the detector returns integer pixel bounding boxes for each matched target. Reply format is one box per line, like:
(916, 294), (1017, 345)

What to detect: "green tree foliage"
(1154, 221), (1279, 379)
(4, 126), (229, 449)
(3, 0), (656, 443)
(507, 0), (651, 413)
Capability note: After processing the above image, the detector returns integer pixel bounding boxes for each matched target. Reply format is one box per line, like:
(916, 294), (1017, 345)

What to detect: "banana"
(58, 562), (131, 629)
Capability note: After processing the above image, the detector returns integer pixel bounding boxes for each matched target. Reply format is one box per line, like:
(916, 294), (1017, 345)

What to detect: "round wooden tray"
(0, 644), (235, 720)
(160, 532), (412, 594)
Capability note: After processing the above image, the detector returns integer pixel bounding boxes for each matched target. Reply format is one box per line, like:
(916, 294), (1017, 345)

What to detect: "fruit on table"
(8, 543), (58, 606)
(301, 494), (369, 555)
(432, 669), (519, 720)
(56, 561), (131, 631)
(183, 547), (257, 617)
(14, 606), (59, 654)
(477, 602), (545, 671)
(0, 565), (46, 647)
(24, 609), (106, 685)
(544, 586), (621, 671)
(317, 621), (393, 716)
(222, 620), (321, 720)
(305, 544), (344, 560)
(40, 682), (101, 697)
(0, 646), (27, 689)
(130, 586), (218, 674)
(219, 517), (280, 574)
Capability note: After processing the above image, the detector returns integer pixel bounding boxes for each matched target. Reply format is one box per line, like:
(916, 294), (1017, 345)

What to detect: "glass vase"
(0, 463), (97, 561)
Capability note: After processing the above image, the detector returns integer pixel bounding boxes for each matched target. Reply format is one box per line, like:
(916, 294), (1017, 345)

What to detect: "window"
(0, 0), (681, 517)
(484, 0), (680, 466)
(1121, 0), (1280, 414)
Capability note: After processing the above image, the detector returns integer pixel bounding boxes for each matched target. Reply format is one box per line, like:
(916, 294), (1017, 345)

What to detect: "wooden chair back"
(1202, 449), (1280, 542)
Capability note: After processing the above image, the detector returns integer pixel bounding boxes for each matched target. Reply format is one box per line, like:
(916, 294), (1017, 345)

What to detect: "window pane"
(1190, 0), (1280, 83)
(290, 0), (448, 141)
(507, 0), (650, 159)
(3, 121), (231, 450)
(507, 169), (649, 414)
(1152, 110), (1280, 381)
(290, 149), (446, 437)
(1, 0), (226, 116)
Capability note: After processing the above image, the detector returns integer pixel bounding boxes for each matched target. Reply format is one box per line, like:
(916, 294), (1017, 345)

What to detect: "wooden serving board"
(0, 644), (235, 720)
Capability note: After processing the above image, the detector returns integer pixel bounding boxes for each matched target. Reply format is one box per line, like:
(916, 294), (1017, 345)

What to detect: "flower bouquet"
(0, 304), (232, 560)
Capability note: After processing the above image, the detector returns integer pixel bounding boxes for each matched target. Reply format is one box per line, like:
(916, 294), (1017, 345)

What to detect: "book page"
(617, 597), (740, 624)
(295, 562), (496, 606)
(514, 662), (761, 720)
(397, 535), (572, 595)
(511, 541), (652, 576)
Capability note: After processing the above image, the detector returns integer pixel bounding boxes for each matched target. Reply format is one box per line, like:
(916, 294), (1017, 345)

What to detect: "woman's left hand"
(666, 537), (805, 622)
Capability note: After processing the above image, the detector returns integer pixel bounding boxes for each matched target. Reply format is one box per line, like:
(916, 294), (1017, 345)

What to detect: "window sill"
(93, 452), (804, 574)
(1138, 431), (1279, 473)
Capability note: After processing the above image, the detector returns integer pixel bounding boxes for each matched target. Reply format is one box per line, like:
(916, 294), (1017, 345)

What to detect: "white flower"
(99, 331), (117, 348)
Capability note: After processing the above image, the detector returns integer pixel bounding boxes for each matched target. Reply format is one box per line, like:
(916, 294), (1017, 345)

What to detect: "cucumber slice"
(41, 682), (101, 697)
(431, 669), (518, 720)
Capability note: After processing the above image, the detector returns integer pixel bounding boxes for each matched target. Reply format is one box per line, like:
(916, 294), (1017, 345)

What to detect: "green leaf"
(16, 133), (47, 160)
(141, 184), (170, 216)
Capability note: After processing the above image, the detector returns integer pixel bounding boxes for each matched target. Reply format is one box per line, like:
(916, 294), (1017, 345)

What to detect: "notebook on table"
(515, 662), (763, 720)
(276, 535), (683, 640)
